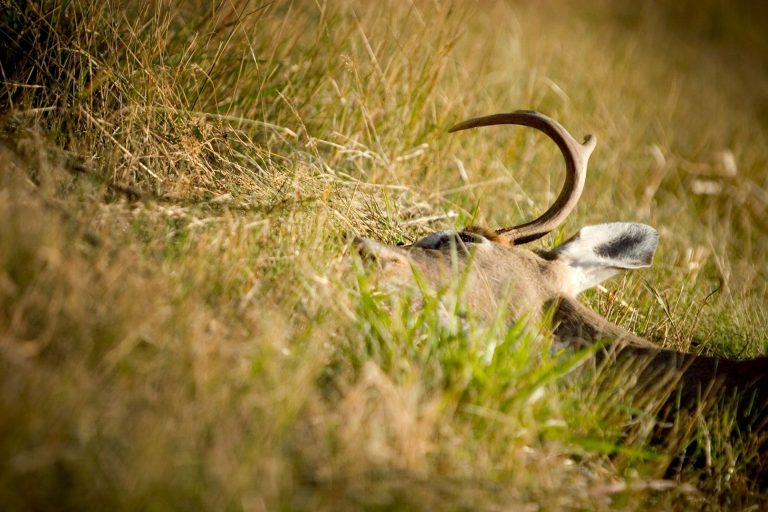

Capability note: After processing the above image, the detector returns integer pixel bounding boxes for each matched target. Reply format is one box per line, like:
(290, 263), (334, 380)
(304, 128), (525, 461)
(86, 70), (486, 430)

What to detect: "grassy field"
(1, 0), (767, 509)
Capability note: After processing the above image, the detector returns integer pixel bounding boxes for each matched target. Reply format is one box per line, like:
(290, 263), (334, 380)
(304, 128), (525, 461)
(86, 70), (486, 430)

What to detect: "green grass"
(1, 0), (767, 509)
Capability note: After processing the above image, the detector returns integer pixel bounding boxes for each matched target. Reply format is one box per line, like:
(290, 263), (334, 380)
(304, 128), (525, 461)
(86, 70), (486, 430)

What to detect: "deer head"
(355, 111), (658, 335)
(354, 110), (766, 419)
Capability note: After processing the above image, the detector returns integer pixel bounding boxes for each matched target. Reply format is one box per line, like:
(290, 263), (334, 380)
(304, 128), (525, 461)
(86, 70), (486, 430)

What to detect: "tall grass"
(1, 0), (766, 509)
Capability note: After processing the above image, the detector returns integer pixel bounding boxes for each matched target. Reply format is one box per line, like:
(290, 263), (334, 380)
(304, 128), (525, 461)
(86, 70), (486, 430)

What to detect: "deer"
(353, 110), (767, 436)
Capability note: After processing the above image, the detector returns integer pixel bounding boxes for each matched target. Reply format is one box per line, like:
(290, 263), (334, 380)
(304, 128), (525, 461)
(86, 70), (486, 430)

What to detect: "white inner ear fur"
(551, 223), (659, 296)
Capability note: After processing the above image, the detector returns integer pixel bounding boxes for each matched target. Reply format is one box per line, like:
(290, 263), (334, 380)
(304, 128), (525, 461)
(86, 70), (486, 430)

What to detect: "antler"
(449, 110), (597, 245)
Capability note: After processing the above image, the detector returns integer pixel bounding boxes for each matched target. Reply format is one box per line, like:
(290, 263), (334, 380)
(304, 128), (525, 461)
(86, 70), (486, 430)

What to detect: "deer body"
(355, 110), (766, 421)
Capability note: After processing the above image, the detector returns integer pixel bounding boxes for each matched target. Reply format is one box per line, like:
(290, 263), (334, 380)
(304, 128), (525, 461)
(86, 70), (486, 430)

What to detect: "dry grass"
(1, 0), (767, 510)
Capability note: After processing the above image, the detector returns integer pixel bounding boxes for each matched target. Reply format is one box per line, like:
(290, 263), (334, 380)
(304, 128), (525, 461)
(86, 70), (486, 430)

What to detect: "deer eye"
(412, 231), (489, 251)
(412, 231), (454, 249)
(459, 232), (487, 244)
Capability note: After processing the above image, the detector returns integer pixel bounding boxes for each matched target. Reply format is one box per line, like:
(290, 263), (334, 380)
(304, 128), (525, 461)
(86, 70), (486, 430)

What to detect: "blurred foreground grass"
(1, 0), (767, 509)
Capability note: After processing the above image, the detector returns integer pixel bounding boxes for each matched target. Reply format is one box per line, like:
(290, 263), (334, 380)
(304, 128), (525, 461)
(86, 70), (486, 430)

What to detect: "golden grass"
(1, 0), (767, 509)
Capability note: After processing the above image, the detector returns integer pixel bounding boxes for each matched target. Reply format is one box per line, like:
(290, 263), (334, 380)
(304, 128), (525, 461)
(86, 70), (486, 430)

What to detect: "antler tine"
(448, 110), (597, 245)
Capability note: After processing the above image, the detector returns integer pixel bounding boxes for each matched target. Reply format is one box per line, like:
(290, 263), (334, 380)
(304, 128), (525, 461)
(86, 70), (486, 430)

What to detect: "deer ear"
(550, 223), (659, 295)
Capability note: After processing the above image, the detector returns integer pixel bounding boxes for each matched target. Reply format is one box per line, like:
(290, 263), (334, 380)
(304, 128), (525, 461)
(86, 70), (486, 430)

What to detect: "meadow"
(1, 0), (767, 509)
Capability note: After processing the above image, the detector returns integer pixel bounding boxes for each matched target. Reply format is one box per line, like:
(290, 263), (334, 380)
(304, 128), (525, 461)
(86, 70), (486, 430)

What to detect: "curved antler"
(449, 110), (597, 245)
